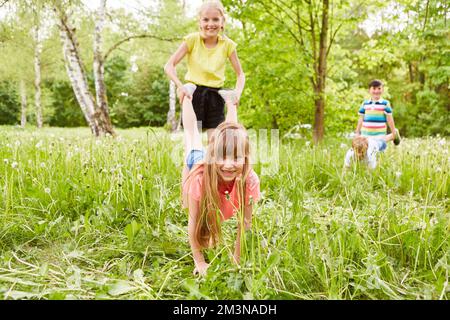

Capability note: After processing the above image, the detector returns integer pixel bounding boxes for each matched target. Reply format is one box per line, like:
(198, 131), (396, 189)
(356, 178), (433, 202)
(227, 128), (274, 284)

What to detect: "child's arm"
(367, 151), (377, 169)
(164, 42), (191, 102)
(344, 149), (353, 168)
(386, 114), (396, 137)
(188, 196), (209, 276)
(355, 115), (363, 136)
(229, 50), (245, 104)
(233, 204), (253, 265)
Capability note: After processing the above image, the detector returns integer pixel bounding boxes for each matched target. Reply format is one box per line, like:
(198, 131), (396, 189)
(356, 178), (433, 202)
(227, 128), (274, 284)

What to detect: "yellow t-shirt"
(184, 32), (237, 88)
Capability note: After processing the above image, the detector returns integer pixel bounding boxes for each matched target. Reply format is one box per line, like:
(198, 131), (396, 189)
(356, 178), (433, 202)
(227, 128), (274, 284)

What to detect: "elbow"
(163, 61), (172, 76)
(163, 63), (169, 75)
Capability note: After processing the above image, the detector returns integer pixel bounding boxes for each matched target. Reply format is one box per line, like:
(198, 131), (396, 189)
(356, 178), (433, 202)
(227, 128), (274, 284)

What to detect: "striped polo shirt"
(359, 99), (393, 137)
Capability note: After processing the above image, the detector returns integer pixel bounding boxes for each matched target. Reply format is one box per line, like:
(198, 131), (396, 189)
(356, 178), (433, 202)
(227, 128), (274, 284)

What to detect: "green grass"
(0, 126), (448, 300)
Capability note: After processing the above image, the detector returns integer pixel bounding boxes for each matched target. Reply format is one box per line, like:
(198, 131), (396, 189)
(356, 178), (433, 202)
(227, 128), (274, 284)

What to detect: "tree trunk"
(34, 24), (43, 128)
(93, 0), (115, 136)
(407, 62), (416, 104)
(167, 80), (177, 131)
(56, 7), (100, 136)
(312, 0), (329, 144)
(20, 79), (27, 128)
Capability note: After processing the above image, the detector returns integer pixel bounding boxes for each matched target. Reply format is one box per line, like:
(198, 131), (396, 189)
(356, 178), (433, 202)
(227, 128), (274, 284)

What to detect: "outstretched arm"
(221, 50), (245, 124)
(164, 42), (191, 103)
(355, 115), (363, 136)
(233, 204), (253, 265)
(386, 114), (396, 141)
(344, 149), (353, 168)
(229, 50), (245, 103)
(188, 196), (209, 276)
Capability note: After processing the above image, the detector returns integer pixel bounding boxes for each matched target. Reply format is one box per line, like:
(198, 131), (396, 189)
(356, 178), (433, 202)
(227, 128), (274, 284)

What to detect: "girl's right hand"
(177, 86), (192, 105)
(193, 261), (210, 276)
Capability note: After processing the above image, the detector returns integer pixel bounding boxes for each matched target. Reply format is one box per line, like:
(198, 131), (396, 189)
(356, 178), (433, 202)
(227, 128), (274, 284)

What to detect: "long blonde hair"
(184, 122), (251, 249)
(352, 136), (369, 161)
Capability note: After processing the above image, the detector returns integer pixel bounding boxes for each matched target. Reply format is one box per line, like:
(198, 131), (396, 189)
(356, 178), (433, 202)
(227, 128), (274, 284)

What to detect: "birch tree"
(53, 1), (178, 135)
(33, 17), (43, 128)
(54, 3), (100, 136)
(93, 0), (115, 136)
(1, 0), (48, 128)
(167, 80), (177, 131)
(20, 79), (27, 127)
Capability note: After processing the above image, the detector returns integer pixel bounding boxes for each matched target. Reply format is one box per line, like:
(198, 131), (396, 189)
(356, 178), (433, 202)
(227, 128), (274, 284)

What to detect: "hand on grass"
(193, 261), (210, 276)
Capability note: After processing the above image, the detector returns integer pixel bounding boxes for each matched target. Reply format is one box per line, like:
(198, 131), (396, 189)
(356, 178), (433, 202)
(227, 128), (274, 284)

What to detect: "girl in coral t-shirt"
(181, 84), (260, 276)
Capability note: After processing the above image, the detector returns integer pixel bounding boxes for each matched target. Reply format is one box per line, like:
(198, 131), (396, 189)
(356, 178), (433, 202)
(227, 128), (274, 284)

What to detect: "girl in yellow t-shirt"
(164, 1), (245, 140)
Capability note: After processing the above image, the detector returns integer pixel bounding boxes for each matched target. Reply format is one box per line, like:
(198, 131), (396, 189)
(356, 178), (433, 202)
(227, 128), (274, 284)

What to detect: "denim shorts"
(186, 149), (205, 170)
(376, 139), (387, 152)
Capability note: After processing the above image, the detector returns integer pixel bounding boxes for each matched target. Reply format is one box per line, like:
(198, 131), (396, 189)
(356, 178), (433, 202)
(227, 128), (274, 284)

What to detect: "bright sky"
(359, 2), (410, 37)
(1, 0), (409, 38)
(82, 0), (409, 37)
(83, 0), (203, 18)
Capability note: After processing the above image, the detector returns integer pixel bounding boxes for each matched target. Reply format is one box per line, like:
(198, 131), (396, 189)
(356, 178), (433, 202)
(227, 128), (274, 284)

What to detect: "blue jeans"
(375, 139), (387, 152)
(186, 149), (205, 170)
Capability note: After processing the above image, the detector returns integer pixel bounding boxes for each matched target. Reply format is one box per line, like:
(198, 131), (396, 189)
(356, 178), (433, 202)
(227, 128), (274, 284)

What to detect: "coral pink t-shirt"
(183, 166), (261, 220)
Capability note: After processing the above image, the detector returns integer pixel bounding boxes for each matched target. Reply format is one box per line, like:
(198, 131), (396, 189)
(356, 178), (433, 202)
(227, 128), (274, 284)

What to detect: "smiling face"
(217, 156), (245, 183)
(369, 85), (383, 101)
(199, 7), (224, 38)
(208, 124), (249, 184)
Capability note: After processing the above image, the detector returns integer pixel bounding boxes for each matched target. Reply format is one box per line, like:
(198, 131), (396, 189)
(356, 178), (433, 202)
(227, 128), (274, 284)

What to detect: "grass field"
(0, 126), (448, 300)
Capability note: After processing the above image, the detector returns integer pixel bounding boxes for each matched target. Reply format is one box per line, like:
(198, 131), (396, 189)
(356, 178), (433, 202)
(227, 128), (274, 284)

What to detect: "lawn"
(0, 126), (448, 299)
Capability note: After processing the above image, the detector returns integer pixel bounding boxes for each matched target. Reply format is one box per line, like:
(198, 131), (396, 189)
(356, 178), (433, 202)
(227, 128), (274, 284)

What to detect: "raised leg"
(219, 89), (238, 123)
(182, 84), (202, 157)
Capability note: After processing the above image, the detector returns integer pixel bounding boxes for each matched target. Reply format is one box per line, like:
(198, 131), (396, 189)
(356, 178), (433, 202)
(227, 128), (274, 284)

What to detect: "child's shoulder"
(220, 34), (237, 51)
(377, 99), (390, 105)
(182, 165), (204, 202)
(221, 34), (236, 43)
(246, 169), (260, 187)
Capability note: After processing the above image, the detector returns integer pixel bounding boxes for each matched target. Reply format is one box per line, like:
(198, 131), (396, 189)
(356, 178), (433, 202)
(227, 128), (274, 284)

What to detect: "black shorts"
(186, 85), (225, 129)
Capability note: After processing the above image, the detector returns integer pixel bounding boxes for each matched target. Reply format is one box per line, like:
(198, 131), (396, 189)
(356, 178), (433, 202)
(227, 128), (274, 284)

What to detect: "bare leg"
(218, 89), (238, 123)
(224, 102), (238, 124)
(182, 96), (203, 157)
(181, 91), (203, 189)
(178, 83), (204, 196)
